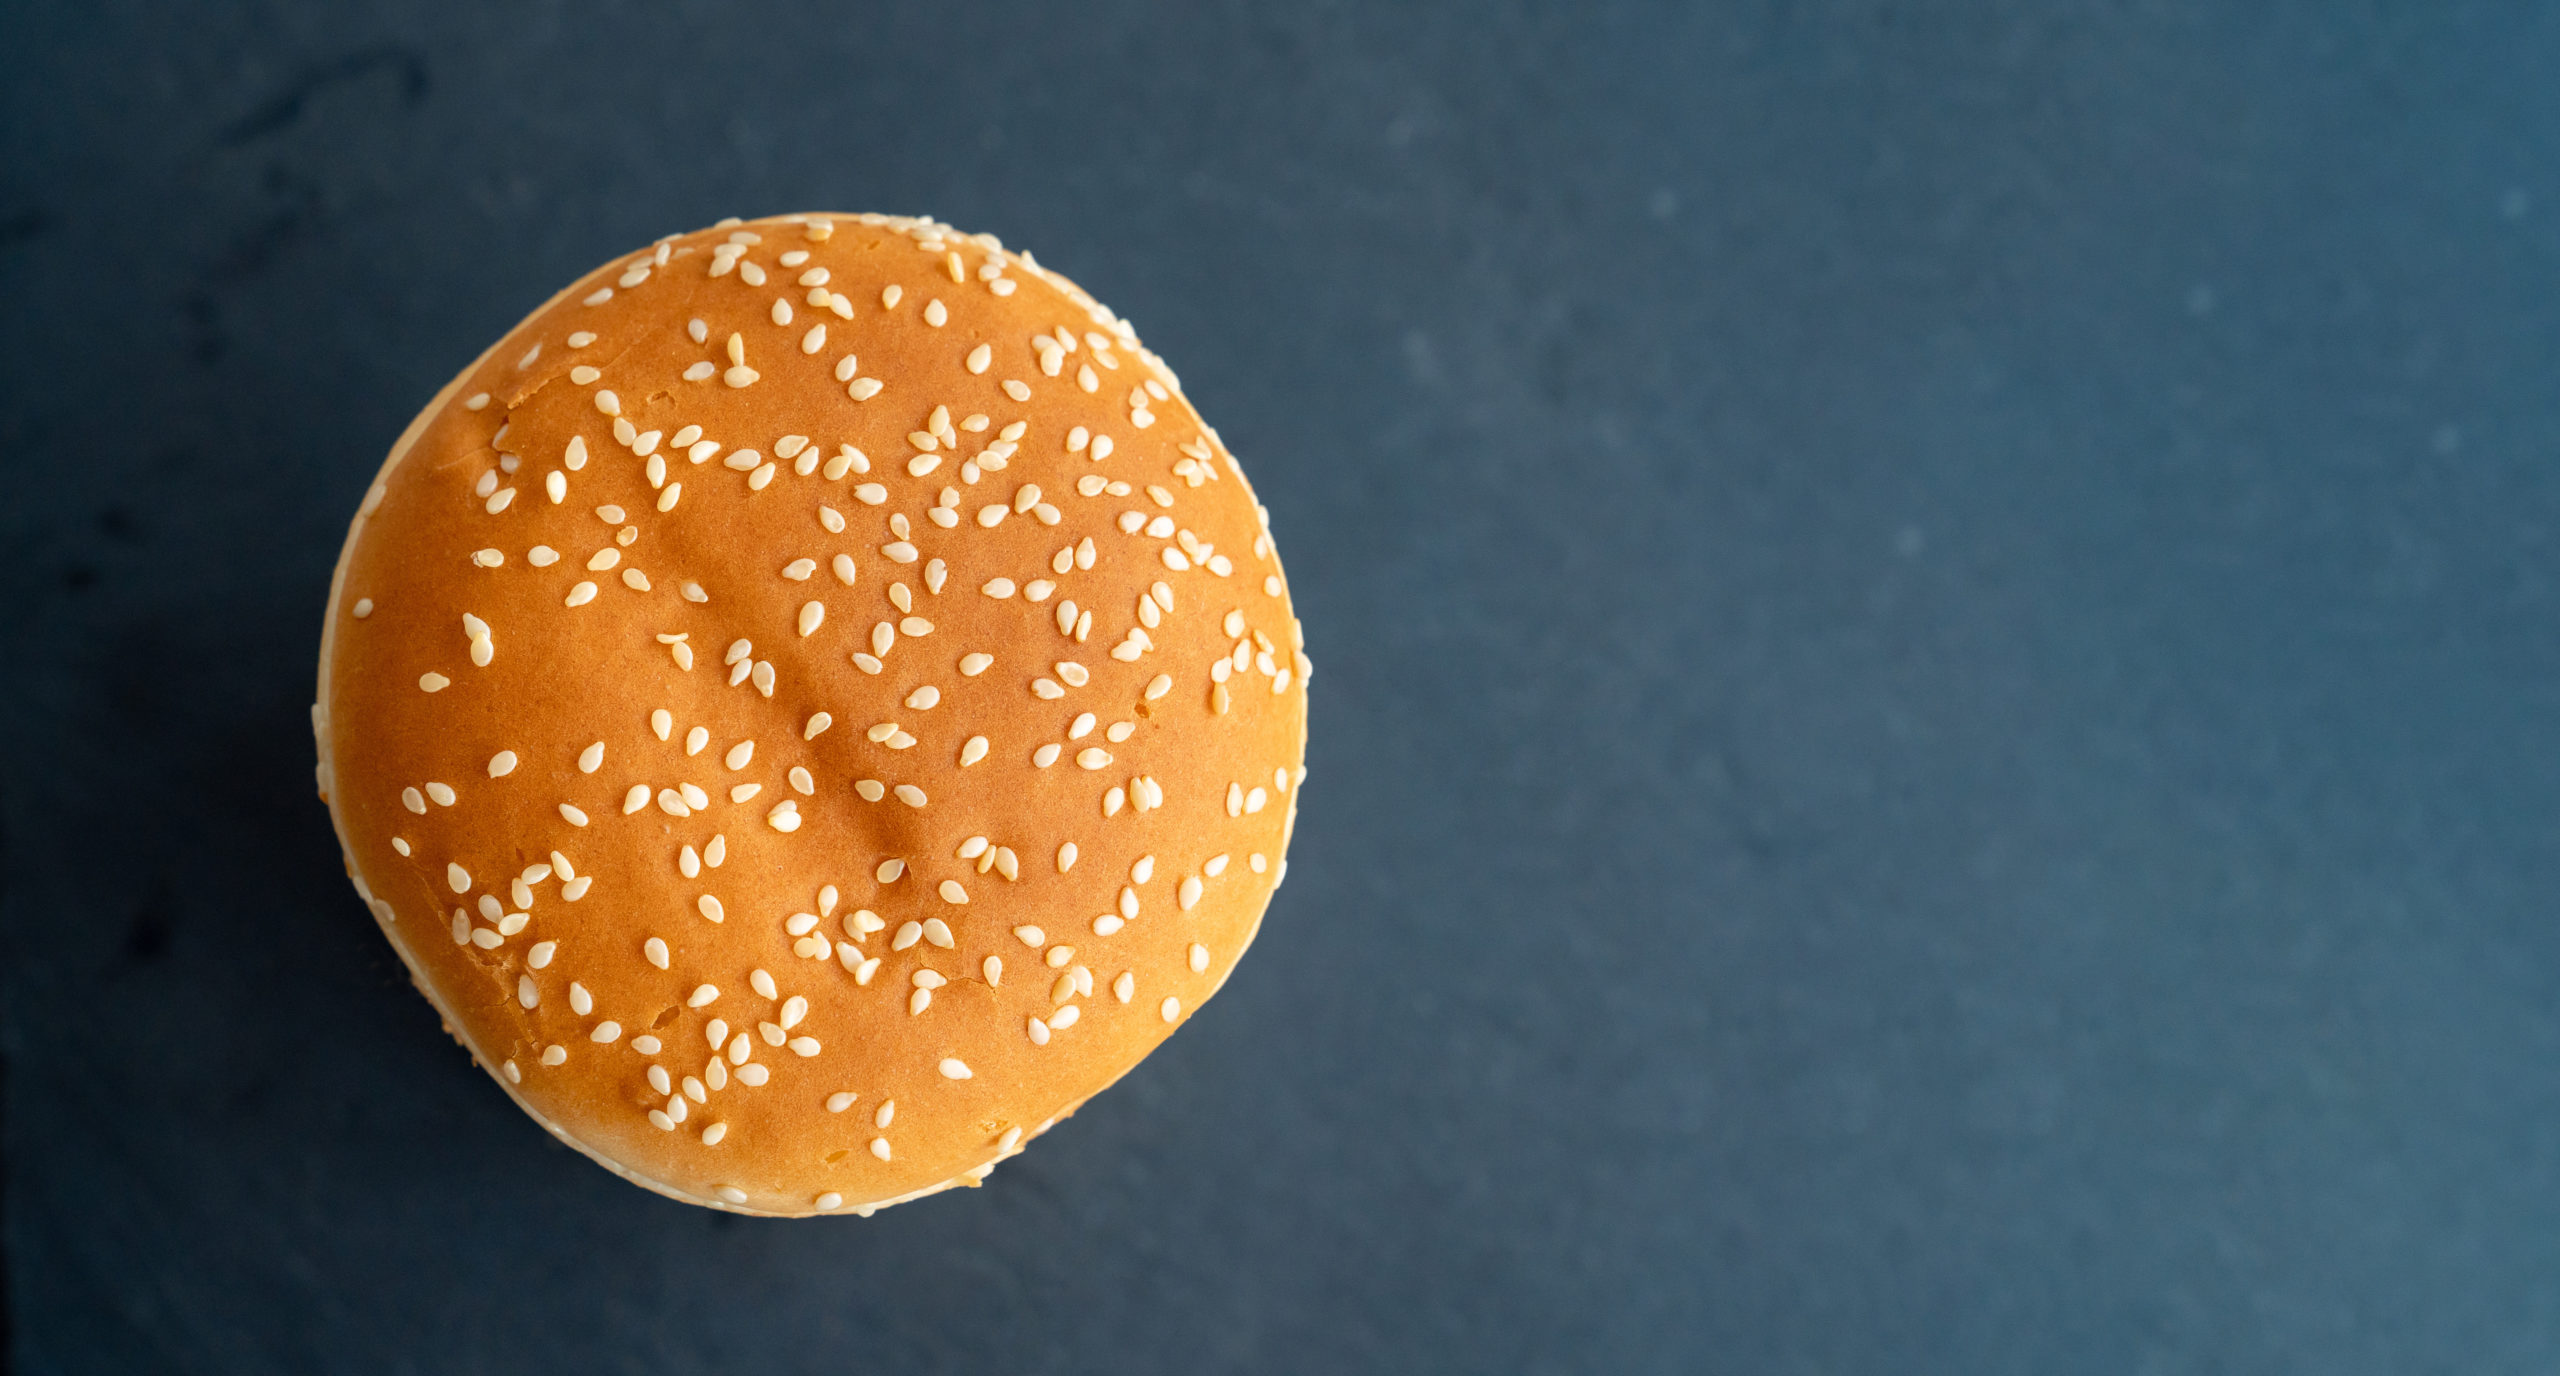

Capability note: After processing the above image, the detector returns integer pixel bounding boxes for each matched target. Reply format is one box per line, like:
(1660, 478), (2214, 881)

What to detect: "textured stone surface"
(10, 2), (2560, 1371)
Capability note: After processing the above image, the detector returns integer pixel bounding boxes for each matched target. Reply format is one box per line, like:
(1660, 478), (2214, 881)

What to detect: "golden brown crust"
(314, 214), (1307, 1216)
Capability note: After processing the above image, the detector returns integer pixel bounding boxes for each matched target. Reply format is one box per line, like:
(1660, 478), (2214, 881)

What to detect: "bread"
(312, 213), (1308, 1216)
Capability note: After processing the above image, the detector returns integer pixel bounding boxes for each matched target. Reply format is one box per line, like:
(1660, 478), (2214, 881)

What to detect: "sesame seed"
(1049, 1005), (1080, 1030)
(646, 937), (670, 969)
(698, 895), (725, 923)
(1160, 997), (1182, 1022)
(939, 1057), (972, 1079)
(925, 299), (948, 327)
(1093, 914), (1124, 935)
(487, 750), (518, 778)
(881, 284), (903, 308)
(419, 672), (451, 693)
(1113, 971), (1136, 1003)
(871, 1138), (893, 1161)
(967, 344), (992, 373)
(517, 976), (539, 1009)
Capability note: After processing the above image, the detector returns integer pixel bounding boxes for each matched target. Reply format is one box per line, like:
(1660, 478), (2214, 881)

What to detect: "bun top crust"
(315, 214), (1308, 1216)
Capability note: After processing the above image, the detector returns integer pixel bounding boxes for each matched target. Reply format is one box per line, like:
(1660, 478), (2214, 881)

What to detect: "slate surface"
(9, 2), (2560, 1372)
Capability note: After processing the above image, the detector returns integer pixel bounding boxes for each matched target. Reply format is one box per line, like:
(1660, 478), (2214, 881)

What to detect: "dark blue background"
(8, 2), (2560, 1371)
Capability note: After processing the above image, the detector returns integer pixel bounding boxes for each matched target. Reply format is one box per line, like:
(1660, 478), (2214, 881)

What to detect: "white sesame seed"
(1049, 1005), (1080, 1030)
(644, 937), (670, 969)
(487, 750), (518, 778)
(938, 1057), (972, 1080)
(1033, 744), (1060, 768)
(1159, 998), (1181, 1022)
(967, 343), (992, 373)
(870, 1137), (892, 1161)
(925, 299), (948, 327)
(517, 975), (538, 1009)
(419, 672), (451, 693)
(698, 895), (725, 923)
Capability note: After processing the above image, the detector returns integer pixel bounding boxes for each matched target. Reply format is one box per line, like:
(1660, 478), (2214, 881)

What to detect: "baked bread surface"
(315, 213), (1307, 1215)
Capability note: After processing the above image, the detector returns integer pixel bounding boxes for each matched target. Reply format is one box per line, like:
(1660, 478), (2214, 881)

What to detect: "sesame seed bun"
(313, 213), (1308, 1217)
